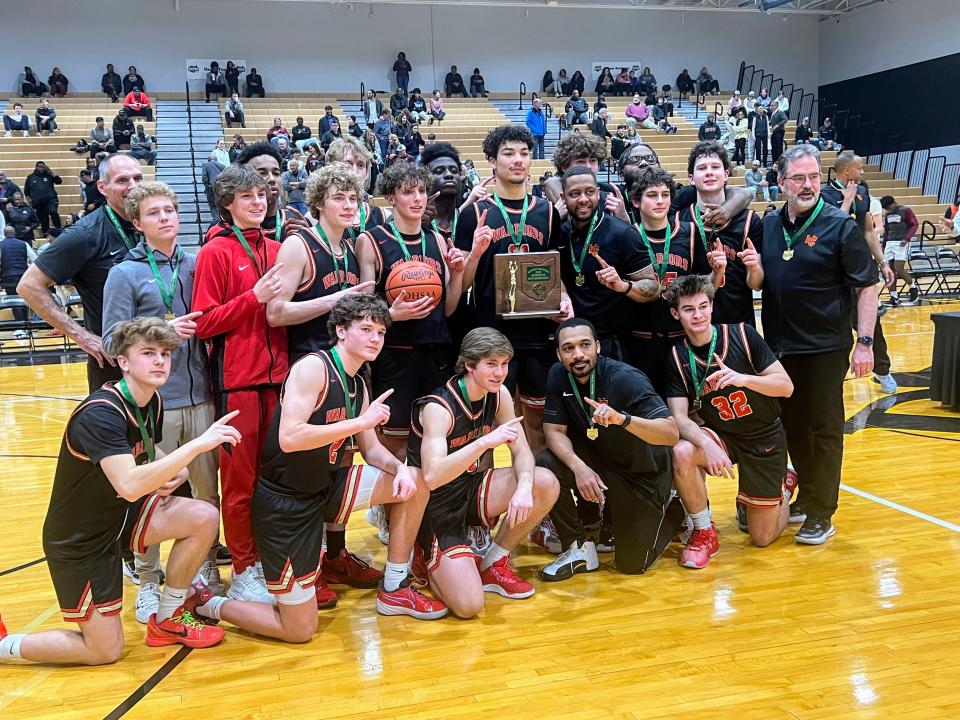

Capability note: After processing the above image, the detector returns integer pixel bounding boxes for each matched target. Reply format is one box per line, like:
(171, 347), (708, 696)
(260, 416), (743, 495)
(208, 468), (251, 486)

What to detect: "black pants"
(124, 106), (154, 122)
(754, 135), (769, 166)
(536, 449), (683, 575)
(771, 130), (785, 164)
(852, 300), (891, 376)
(779, 350), (849, 521)
(205, 82), (227, 102)
(733, 138), (746, 165)
(32, 199), (60, 233)
(225, 110), (245, 128)
(246, 86), (265, 98)
(2, 282), (28, 322)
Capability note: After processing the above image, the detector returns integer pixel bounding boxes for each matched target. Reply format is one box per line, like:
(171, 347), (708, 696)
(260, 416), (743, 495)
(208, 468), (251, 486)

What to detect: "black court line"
(102, 646), (194, 720)
(0, 454), (58, 459)
(0, 557), (46, 577)
(0, 391), (83, 402)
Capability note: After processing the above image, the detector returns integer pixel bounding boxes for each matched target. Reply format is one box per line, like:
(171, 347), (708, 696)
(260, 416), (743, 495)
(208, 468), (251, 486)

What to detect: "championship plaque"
(494, 251), (563, 319)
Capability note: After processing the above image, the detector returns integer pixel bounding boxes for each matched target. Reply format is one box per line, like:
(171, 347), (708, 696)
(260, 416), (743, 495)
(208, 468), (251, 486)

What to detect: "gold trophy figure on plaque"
(494, 251), (562, 319)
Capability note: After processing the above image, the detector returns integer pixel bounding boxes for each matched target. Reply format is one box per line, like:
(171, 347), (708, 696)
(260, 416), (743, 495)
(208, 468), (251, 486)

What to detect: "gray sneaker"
(134, 582), (161, 624)
(795, 517), (836, 545)
(873, 374), (898, 394)
(540, 540), (600, 582)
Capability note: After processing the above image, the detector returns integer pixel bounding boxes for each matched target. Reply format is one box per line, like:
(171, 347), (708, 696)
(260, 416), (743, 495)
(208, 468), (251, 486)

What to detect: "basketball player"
(537, 318), (684, 580)
(680, 141), (764, 325)
(408, 327), (560, 618)
(0, 318), (239, 664)
(455, 125), (571, 454)
(420, 141), (463, 242)
(356, 162), (465, 459)
(235, 142), (309, 240)
(664, 275), (794, 568)
(193, 165), (287, 603)
(191, 295), (447, 638)
(325, 136), (391, 239)
(626, 166), (726, 395)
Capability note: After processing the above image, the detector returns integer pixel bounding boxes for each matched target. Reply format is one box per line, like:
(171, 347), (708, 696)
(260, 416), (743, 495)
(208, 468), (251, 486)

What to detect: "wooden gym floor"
(0, 302), (958, 720)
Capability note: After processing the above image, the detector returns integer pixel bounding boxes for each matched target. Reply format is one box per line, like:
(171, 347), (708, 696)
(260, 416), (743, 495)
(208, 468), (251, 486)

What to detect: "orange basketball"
(385, 260), (443, 305)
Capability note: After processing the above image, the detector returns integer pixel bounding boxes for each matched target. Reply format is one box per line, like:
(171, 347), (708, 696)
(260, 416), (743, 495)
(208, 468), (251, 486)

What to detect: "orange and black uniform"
(343, 201), (388, 243)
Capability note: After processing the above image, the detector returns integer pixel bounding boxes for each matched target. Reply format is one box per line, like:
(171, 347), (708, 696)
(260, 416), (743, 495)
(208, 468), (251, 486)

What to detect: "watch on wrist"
(856, 336), (874, 346)
(619, 411), (632, 427)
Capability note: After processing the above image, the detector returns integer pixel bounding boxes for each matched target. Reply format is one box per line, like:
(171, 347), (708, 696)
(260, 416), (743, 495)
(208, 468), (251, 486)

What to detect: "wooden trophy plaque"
(493, 251), (563, 319)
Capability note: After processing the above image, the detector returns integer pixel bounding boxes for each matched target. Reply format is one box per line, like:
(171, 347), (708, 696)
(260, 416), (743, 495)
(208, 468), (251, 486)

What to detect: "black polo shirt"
(820, 179), (870, 231)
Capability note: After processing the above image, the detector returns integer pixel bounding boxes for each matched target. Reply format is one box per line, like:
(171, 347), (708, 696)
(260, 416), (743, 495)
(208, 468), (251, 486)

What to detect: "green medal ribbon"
(686, 326), (718, 403)
(431, 209), (459, 239)
(388, 221), (427, 261)
(781, 196), (824, 255)
(636, 222), (672, 281)
(347, 203), (368, 241)
(231, 225), (265, 277)
(117, 379), (156, 462)
(570, 212), (600, 283)
(492, 194), (529, 249)
(273, 210), (282, 242)
(145, 244), (182, 316)
(567, 369), (597, 433)
(692, 204), (714, 252)
(314, 223), (350, 290)
(330, 347), (356, 419)
(458, 376), (488, 437)
(832, 179), (857, 219)
(104, 205), (136, 250)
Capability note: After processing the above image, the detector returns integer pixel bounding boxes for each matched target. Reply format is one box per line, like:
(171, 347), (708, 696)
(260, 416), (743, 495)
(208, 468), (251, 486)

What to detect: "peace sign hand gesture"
(471, 208), (494, 257)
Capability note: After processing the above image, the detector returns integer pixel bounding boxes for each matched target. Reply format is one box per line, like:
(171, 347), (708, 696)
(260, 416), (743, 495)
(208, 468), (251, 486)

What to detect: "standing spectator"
(818, 117), (840, 151)
(205, 62), (227, 103)
(696, 67), (720, 94)
(25, 162), (63, 235)
(47, 68), (69, 97)
(347, 115), (364, 139)
(593, 93), (608, 116)
(624, 93), (655, 130)
(291, 117), (315, 151)
(3, 103), (31, 137)
(565, 90), (589, 127)
(266, 117), (290, 149)
(229, 134), (247, 163)
(373, 109), (394, 158)
(202, 153), (225, 217)
(590, 107), (611, 146)
(0, 170), (21, 216)
(752, 105), (769, 167)
(407, 89), (429, 123)
(35, 99), (58, 135)
(5, 192), (39, 242)
(795, 116), (814, 145)
(744, 159), (770, 201)
(122, 66), (146, 95)
(698, 114), (722, 142)
(638, 66), (657, 95)
(769, 101), (788, 164)
(470, 68), (487, 97)
(112, 110), (135, 150)
(245, 67), (265, 98)
(610, 125), (630, 162)
(225, 61), (241, 95)
(122, 87), (154, 122)
(390, 87), (409, 119)
(212, 138), (231, 167)
(18, 66), (47, 97)
(429, 89), (445, 124)
(462, 158), (480, 190)
(281, 158), (308, 216)
(89, 116), (116, 156)
(402, 124), (425, 160)
(393, 52), (412, 94)
(525, 97), (547, 160)
(728, 90), (743, 116)
(224, 93), (245, 128)
(320, 120), (343, 151)
(1, 224), (34, 329)
(596, 67), (616, 96)
(732, 108), (749, 168)
(363, 90), (384, 126)
(318, 106), (339, 136)
(676, 69), (695, 100)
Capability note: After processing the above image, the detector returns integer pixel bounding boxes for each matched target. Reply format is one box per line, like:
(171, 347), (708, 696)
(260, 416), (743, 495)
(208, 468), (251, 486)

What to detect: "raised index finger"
(374, 388), (395, 404)
(583, 396), (600, 408)
(428, 191), (441, 202)
(745, 238), (756, 251)
(478, 207), (489, 226)
(713, 353), (726, 368)
(179, 310), (203, 321)
(481, 175), (496, 187)
(217, 409), (241, 424)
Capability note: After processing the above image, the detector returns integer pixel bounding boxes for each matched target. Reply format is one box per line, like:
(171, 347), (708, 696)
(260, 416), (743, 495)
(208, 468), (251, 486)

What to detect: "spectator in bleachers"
(0, 170), (20, 215)
(402, 124), (425, 160)
(320, 120), (343, 151)
(732, 108), (749, 168)
(5, 192), (39, 242)
(304, 143), (324, 173)
(3, 103), (31, 137)
(229, 134), (246, 163)
(18, 67), (47, 97)
(267, 117), (290, 148)
(281, 158), (308, 216)
(224, 93), (245, 128)
(123, 87), (154, 122)
(319, 106), (339, 136)
(676, 69), (695, 100)
(624, 93), (655, 130)
(757, 88), (772, 110)
(347, 115), (364, 139)
(202, 153), (225, 216)
(769, 101), (788, 165)
(570, 71), (586, 95)
(556, 69), (570, 96)
(112, 110), (135, 150)
(744, 159), (770, 201)
(101, 64), (122, 101)
(290, 117), (315, 151)
(638, 67), (657, 96)
(593, 93), (608, 116)
(393, 52), (412, 94)
(652, 98), (677, 134)
(384, 134), (403, 166)
(462, 158), (480, 190)
(1, 224), (34, 329)
(35, 99), (58, 135)
(752, 104), (769, 167)
(205, 62), (227, 103)
(775, 90), (790, 116)
(615, 68), (633, 96)
(728, 90), (743, 116)
(395, 112), (413, 139)
(763, 203), (778, 218)
(591, 108), (611, 147)
(698, 113), (722, 142)
(542, 70), (556, 96)
(444, 65), (468, 98)
(245, 67), (265, 98)
(596, 67), (616, 96)
(80, 170), (106, 212)
(122, 66), (146, 95)
(429, 90), (445, 124)
(363, 130), (384, 185)
(275, 137), (292, 170)
(659, 85), (675, 116)
(390, 87), (409, 120)
(610, 125), (629, 162)
(89, 116), (116, 156)
(817, 117), (840, 151)
(225, 61), (241, 96)
(408, 89), (429, 123)
(795, 116), (813, 145)
(470, 69), (487, 98)
(696, 67), (720, 95)
(212, 138), (231, 167)
(25, 162), (62, 235)
(525, 97), (547, 160)
(373, 109), (394, 158)
(47, 68), (69, 97)
(765, 166), (780, 201)
(565, 90), (589, 128)
(363, 90), (384, 126)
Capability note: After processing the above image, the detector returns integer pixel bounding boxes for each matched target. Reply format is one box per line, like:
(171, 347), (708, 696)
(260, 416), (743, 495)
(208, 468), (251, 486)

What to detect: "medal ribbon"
(492, 194), (529, 249)
(692, 204), (714, 252)
(458, 376), (488, 438)
(431, 209), (459, 239)
(231, 225), (266, 277)
(388, 221), (427, 261)
(347, 203), (368, 241)
(144, 245), (182, 315)
(636, 222), (672, 281)
(117, 379), (156, 462)
(781, 196), (824, 255)
(330, 347), (356, 419)
(570, 213), (600, 279)
(686, 326), (718, 403)
(567, 370), (596, 432)
(104, 205), (136, 250)
(273, 210), (282, 242)
(314, 223), (350, 290)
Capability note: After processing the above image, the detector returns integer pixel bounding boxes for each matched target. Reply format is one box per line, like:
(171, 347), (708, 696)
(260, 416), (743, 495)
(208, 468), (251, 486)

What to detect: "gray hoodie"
(102, 241), (211, 409)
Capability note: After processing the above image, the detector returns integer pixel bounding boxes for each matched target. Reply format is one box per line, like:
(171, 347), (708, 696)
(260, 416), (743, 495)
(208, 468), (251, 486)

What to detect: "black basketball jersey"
(631, 215), (711, 338)
(666, 323), (782, 440)
(820, 180), (870, 231)
(258, 351), (366, 497)
(679, 206), (763, 326)
(343, 201), (388, 242)
(366, 223), (451, 346)
(263, 206), (306, 242)
(42, 384), (163, 559)
(287, 228), (361, 360)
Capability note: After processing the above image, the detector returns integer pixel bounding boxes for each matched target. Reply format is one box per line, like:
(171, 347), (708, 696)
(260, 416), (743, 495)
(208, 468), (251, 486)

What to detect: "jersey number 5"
(710, 390), (753, 421)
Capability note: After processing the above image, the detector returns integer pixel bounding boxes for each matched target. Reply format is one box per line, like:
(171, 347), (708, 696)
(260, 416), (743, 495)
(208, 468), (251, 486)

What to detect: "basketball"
(385, 260), (443, 305)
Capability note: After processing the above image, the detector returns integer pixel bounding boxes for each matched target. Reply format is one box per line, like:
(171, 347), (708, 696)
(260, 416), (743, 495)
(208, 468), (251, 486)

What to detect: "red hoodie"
(193, 223), (288, 392)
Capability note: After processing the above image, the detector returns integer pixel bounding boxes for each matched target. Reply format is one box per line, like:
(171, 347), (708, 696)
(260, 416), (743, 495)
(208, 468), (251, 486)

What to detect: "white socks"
(157, 586), (188, 622)
(383, 561), (408, 592)
(0, 633), (25, 661)
(480, 542), (510, 572)
(195, 595), (227, 621)
(689, 508), (712, 531)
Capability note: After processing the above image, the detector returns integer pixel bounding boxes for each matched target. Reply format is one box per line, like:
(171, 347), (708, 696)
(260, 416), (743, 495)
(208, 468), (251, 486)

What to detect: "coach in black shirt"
(18, 155), (144, 392)
(761, 144), (878, 545)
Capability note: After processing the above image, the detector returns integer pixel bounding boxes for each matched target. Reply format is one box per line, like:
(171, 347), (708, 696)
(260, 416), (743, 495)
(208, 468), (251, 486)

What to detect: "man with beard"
(234, 142), (309, 241)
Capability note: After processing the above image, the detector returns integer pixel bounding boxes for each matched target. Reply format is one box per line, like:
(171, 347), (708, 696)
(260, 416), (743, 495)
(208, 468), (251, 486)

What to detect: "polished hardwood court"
(1, 303), (958, 720)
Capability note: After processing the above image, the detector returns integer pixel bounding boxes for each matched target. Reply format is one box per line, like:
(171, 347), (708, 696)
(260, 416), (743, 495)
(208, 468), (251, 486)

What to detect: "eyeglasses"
(783, 174), (822, 185)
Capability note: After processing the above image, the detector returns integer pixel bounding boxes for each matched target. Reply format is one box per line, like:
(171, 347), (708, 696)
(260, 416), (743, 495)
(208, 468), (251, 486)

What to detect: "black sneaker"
(795, 517), (835, 545)
(788, 502), (807, 524)
(214, 543), (232, 566)
(908, 285), (919, 303)
(736, 504), (748, 533)
(596, 525), (615, 553)
(122, 559), (165, 586)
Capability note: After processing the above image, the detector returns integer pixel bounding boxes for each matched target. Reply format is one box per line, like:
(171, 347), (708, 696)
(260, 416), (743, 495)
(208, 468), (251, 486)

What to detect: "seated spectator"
(403, 124), (425, 160)
(817, 117), (840, 151)
(638, 66), (657, 95)
(211, 138), (230, 167)
(281, 157), (308, 215)
(47, 68), (69, 97)
(651, 98), (677, 134)
(0, 170), (21, 215)
(319, 105), (339, 136)
(676, 68), (695, 99)
(123, 87), (154, 122)
(275, 138), (292, 169)
(775, 90), (790, 116)
(744, 160), (770, 201)
(347, 115), (364, 139)
(291, 116), (316, 151)
(129, 124), (157, 165)
(624, 93), (655, 130)
(363, 90), (384, 126)
(101, 63), (122, 102)
(89, 116), (115, 156)
(205, 62), (227, 103)
(1, 223), (35, 330)
(429, 90), (445, 124)
(613, 67), (632, 96)
(745, 90), (757, 108)
(610, 125), (629, 162)
(80, 170), (106, 213)
(556, 69), (570, 96)
(304, 143), (324, 173)
(122, 66), (146, 95)
(267, 117), (290, 148)
(18, 66), (47, 97)
(390, 87), (409, 119)
(425, 132), (437, 145)
(565, 90), (589, 127)
(229, 133), (246, 163)
(112, 110), (135, 150)
(763, 203), (778, 218)
(408, 89), (429, 123)
(658, 85), (675, 116)
(590, 108), (611, 147)
(225, 61), (241, 95)
(245, 67), (265, 98)
(541, 70), (556, 96)
(3, 103), (31, 137)
(593, 94), (608, 116)
(35, 99), (58, 135)
(470, 69), (487, 98)
(224, 92), (245, 128)
(728, 90), (743, 116)
(444, 65), (468, 98)
(765, 166), (780, 201)
(698, 113), (723, 142)
(320, 120), (343, 150)
(757, 88), (772, 109)
(696, 66), (720, 94)
(569, 71), (585, 95)
(595, 67), (616, 96)
(5, 192), (39, 242)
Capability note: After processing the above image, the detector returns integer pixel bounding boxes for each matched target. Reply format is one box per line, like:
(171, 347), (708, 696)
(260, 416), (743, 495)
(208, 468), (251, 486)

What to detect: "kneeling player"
(664, 275), (794, 568)
(191, 296), (447, 640)
(537, 319), (684, 580)
(408, 328), (560, 619)
(0, 318), (238, 665)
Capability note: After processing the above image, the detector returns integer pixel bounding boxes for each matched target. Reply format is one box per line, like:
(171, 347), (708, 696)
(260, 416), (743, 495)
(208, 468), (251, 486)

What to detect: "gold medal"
(782, 249), (794, 261)
(575, 273), (585, 287)
(587, 427), (599, 440)
(164, 311), (175, 321)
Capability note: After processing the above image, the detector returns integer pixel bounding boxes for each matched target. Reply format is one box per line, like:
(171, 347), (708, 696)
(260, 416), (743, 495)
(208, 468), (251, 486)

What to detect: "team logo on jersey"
(805, 235), (818, 247)
(326, 407), (347, 423)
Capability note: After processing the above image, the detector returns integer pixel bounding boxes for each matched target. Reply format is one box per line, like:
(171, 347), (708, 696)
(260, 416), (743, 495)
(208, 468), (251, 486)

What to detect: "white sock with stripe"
(383, 562), (408, 592)
(157, 586), (188, 622)
(479, 542), (510, 572)
(0, 634), (25, 661)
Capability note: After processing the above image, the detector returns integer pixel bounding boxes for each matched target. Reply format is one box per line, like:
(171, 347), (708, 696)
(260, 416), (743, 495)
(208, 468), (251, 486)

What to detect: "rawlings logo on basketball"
(385, 260), (444, 305)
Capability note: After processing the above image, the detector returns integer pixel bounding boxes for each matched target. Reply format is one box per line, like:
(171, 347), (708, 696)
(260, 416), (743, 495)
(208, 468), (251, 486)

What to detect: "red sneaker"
(321, 549), (384, 588)
(145, 608), (224, 648)
(376, 580), (448, 620)
(784, 467), (799, 501)
(479, 556), (535, 599)
(0, 612), (7, 638)
(185, 581), (220, 625)
(679, 523), (720, 569)
(315, 577), (338, 610)
(410, 545), (429, 588)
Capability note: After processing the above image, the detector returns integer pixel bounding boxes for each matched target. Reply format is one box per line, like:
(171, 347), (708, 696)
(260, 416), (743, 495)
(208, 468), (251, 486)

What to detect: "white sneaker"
(539, 540), (599, 582)
(3, 131), (10, 138)
(529, 516), (562, 554)
(468, 525), (492, 556)
(228, 565), (275, 604)
(135, 582), (161, 624)
(12, 330), (27, 339)
(366, 505), (390, 545)
(194, 560), (225, 596)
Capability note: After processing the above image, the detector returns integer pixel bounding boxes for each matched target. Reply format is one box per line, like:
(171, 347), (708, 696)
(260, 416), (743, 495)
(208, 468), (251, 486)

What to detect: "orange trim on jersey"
(129, 494), (161, 554)
(686, 324), (730, 368)
(446, 377), (487, 421)
(416, 394), (455, 438)
(265, 557), (296, 594)
(360, 227), (383, 279)
(60, 580), (94, 622)
(476, 468), (499, 528)
(741, 209), (754, 249)
(738, 323), (756, 371)
(670, 344), (692, 396)
(332, 464), (363, 525)
(295, 233), (317, 294)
